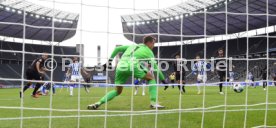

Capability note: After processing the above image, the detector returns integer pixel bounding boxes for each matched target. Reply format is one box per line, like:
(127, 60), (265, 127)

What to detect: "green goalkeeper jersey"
(110, 44), (165, 81)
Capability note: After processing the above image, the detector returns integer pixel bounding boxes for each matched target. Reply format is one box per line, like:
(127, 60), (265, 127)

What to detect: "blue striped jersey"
(193, 61), (210, 75)
(229, 72), (234, 79)
(69, 63), (82, 76)
(247, 72), (253, 80)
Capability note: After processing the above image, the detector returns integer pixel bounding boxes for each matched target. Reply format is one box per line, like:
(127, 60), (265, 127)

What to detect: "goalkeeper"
(87, 36), (167, 109)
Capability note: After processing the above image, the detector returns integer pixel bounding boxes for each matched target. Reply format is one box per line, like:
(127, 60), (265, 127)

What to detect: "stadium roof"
(122, 0), (225, 22)
(0, 0), (79, 42)
(121, 0), (276, 43)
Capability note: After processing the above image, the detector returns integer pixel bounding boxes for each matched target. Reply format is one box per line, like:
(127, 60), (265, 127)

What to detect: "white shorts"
(197, 74), (207, 82)
(229, 78), (234, 82)
(70, 75), (84, 82)
(247, 79), (253, 83)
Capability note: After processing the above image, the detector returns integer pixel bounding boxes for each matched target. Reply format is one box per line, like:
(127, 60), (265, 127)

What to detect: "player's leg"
(142, 72), (165, 108)
(273, 78), (276, 86)
(41, 85), (46, 95)
(218, 72), (225, 94)
(46, 83), (55, 95)
(164, 85), (169, 90)
(197, 81), (201, 94)
(40, 82), (48, 95)
(32, 82), (42, 98)
(229, 78), (234, 89)
(84, 84), (90, 93)
(177, 75), (186, 94)
(142, 83), (145, 96)
(20, 69), (34, 98)
(249, 80), (253, 87)
(182, 80), (186, 93)
(263, 79), (267, 90)
(69, 85), (74, 96)
(181, 73), (186, 94)
(172, 80), (175, 88)
(97, 86), (123, 104)
(164, 79), (170, 90)
(23, 82), (32, 92)
(69, 75), (77, 96)
(21, 82), (32, 98)
(134, 65), (164, 108)
(142, 68), (158, 104)
(143, 72), (157, 104)
(32, 74), (43, 98)
(23, 69), (33, 92)
(177, 83), (181, 91)
(177, 81), (185, 94)
(252, 79), (256, 88)
(134, 85), (138, 95)
(175, 73), (183, 93)
(177, 83), (183, 93)
(197, 75), (202, 94)
(31, 73), (44, 98)
(52, 84), (56, 95)
(87, 68), (128, 110)
(199, 75), (208, 94)
(69, 81), (74, 96)
(88, 86), (123, 110)
(80, 76), (90, 93)
(69, 80), (74, 96)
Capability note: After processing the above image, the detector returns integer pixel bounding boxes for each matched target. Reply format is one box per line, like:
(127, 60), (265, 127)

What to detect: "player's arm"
(152, 61), (165, 81)
(66, 64), (71, 77)
(36, 59), (45, 74)
(41, 67), (50, 72)
(192, 63), (197, 75)
(205, 61), (211, 69)
(81, 67), (89, 76)
(103, 45), (129, 71)
(110, 45), (129, 59)
(259, 69), (263, 78)
(214, 59), (220, 74)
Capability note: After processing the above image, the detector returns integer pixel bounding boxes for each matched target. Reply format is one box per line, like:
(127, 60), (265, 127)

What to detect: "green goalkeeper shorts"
(114, 61), (148, 84)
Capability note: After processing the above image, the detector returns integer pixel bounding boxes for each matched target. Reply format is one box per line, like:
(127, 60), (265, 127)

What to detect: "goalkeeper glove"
(102, 59), (113, 71)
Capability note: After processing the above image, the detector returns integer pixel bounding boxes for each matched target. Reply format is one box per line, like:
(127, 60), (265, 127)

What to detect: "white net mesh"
(0, 0), (276, 128)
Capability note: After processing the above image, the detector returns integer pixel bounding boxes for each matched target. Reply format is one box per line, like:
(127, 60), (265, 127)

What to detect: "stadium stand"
(121, 0), (276, 43)
(0, 41), (78, 86)
(0, 0), (79, 42)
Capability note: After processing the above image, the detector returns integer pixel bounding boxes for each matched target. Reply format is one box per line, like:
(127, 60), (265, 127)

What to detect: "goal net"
(0, 0), (276, 128)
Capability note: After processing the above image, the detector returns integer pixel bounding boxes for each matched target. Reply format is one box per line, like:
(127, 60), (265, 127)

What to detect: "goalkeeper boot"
(87, 103), (100, 110)
(150, 104), (165, 109)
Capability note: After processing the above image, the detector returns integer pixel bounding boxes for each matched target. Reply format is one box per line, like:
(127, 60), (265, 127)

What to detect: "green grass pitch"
(0, 86), (276, 128)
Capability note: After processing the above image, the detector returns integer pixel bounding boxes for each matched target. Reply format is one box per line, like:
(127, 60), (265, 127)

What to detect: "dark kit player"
(215, 48), (234, 95)
(164, 53), (185, 93)
(20, 53), (49, 98)
(260, 67), (268, 90)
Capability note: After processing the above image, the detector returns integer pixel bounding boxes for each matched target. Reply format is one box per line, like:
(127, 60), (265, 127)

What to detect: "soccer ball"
(233, 83), (244, 93)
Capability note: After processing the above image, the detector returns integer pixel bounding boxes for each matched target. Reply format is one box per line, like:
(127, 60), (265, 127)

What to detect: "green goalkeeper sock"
(97, 90), (119, 105)
(148, 79), (157, 104)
